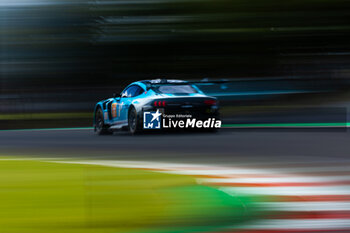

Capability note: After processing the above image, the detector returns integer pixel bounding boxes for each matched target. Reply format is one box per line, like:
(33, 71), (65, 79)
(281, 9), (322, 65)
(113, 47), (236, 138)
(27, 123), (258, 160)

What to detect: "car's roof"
(140, 79), (188, 84)
(129, 79), (189, 90)
(123, 79), (206, 96)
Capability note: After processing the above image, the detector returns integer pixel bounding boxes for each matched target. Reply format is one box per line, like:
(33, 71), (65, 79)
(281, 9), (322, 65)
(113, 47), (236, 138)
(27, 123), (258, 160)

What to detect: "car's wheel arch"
(93, 104), (103, 127)
(94, 106), (112, 135)
(128, 104), (143, 119)
(127, 104), (143, 134)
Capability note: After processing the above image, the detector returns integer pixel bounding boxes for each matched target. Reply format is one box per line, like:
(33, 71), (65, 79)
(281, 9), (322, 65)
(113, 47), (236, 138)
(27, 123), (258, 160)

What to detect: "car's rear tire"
(95, 108), (111, 135)
(128, 107), (141, 135)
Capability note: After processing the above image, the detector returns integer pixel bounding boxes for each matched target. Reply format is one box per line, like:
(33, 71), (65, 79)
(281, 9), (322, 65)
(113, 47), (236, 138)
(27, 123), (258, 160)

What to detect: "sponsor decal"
(143, 110), (221, 129)
(112, 103), (117, 118)
(111, 102), (124, 118)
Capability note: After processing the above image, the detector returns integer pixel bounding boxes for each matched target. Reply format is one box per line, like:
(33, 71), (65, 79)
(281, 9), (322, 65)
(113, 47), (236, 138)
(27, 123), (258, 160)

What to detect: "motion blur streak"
(1, 0), (350, 130)
(1, 0), (350, 232)
(48, 159), (350, 232)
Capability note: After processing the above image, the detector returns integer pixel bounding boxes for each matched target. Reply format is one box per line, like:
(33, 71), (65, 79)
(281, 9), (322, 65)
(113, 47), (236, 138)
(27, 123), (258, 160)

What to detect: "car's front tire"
(94, 108), (111, 135)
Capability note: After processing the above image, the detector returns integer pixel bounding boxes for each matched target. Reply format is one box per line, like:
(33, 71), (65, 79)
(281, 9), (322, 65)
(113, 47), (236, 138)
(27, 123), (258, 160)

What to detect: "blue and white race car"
(93, 79), (220, 134)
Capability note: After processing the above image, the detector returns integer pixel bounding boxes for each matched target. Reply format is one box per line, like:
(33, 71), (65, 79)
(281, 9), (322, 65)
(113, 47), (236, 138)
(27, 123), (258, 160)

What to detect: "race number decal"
(111, 103), (117, 118)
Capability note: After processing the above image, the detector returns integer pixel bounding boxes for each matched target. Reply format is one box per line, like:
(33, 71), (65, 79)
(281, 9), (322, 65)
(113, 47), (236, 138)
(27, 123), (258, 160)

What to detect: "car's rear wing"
(144, 79), (229, 90)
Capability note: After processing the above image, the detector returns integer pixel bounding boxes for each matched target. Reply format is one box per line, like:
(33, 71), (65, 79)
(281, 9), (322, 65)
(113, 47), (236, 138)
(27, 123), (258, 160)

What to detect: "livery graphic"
(111, 103), (117, 118)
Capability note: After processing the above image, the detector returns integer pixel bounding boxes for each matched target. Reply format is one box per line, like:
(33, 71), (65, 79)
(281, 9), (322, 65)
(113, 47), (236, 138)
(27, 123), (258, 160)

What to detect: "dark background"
(1, 0), (350, 128)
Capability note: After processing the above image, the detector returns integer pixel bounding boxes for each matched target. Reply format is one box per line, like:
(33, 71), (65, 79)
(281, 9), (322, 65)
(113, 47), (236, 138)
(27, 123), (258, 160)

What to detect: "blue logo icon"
(143, 110), (162, 129)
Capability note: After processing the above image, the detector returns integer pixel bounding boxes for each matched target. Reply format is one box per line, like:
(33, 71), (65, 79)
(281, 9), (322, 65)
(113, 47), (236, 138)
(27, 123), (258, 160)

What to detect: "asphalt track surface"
(0, 128), (349, 165)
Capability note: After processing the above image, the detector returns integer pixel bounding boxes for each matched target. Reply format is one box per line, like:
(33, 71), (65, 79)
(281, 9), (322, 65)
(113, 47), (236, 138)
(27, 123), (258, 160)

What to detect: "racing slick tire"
(128, 106), (141, 135)
(94, 108), (111, 135)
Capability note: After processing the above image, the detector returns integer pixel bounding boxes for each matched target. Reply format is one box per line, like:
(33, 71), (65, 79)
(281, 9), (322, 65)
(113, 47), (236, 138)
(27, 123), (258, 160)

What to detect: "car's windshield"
(153, 85), (198, 94)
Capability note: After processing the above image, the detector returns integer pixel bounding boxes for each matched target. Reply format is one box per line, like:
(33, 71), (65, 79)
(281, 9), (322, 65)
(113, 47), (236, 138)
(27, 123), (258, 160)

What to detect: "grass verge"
(0, 158), (259, 233)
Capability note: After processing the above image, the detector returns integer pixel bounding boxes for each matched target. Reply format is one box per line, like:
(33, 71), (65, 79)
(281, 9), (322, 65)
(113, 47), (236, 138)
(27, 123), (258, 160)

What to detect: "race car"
(93, 79), (220, 134)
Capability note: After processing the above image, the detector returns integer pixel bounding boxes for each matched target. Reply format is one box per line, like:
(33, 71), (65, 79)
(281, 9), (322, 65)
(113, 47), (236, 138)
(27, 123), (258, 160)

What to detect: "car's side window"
(121, 86), (134, 98)
(121, 85), (143, 98)
(133, 86), (144, 97)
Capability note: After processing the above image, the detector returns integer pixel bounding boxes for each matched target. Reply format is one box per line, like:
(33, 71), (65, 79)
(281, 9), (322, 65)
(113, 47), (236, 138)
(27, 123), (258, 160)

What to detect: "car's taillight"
(204, 99), (217, 106)
(154, 101), (166, 107)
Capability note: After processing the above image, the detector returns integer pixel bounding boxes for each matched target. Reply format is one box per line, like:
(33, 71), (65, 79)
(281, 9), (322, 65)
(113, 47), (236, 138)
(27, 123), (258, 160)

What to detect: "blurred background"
(1, 0), (350, 129)
(1, 2), (350, 232)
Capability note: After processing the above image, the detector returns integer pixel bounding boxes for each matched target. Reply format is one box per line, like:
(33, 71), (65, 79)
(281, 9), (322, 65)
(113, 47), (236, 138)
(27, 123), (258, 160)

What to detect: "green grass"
(0, 158), (257, 233)
(0, 112), (92, 120)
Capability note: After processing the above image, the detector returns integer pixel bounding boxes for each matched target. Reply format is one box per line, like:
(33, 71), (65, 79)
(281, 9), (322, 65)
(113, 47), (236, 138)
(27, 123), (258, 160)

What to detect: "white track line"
(199, 176), (350, 183)
(255, 202), (350, 211)
(164, 166), (350, 174)
(49, 160), (350, 175)
(231, 219), (350, 230)
(221, 186), (350, 196)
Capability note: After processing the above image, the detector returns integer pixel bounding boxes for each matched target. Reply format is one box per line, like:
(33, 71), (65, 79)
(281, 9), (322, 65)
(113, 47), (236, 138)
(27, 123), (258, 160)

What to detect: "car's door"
(105, 97), (120, 125)
(118, 85), (141, 122)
